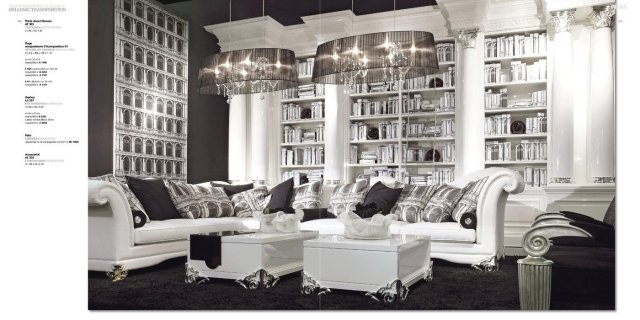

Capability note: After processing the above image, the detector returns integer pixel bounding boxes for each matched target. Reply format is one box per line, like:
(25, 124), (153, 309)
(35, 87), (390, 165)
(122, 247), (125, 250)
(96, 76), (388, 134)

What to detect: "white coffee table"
(186, 230), (319, 289)
(302, 234), (432, 302)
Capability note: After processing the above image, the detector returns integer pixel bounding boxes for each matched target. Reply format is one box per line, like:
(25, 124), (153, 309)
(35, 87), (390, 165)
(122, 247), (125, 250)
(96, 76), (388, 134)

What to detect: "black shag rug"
(88, 256), (613, 310)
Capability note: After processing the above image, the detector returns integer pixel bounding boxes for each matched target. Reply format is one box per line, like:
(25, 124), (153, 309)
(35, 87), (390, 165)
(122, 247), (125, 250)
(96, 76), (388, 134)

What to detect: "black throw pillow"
(210, 182), (253, 197)
(361, 182), (403, 216)
(354, 202), (381, 219)
(459, 210), (477, 229)
(132, 210), (147, 229)
(266, 178), (294, 209)
(126, 176), (181, 221)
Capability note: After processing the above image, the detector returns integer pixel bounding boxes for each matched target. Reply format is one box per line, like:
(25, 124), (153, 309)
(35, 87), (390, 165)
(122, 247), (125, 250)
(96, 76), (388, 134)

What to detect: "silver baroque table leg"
(185, 263), (209, 284)
(365, 280), (409, 303)
(236, 269), (279, 289)
(300, 271), (331, 295)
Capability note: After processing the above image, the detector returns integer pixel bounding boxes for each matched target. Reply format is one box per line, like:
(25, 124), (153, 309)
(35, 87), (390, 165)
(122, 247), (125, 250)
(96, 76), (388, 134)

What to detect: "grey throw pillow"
(291, 181), (323, 209)
(165, 180), (234, 219)
(231, 187), (270, 218)
(421, 184), (466, 223)
(328, 180), (368, 217)
(451, 177), (488, 222)
(390, 185), (438, 223)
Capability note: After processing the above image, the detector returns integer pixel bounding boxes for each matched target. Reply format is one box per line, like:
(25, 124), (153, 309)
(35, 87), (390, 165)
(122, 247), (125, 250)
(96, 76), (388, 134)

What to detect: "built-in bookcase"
(278, 55), (325, 185)
(345, 39), (457, 186)
(483, 29), (549, 189)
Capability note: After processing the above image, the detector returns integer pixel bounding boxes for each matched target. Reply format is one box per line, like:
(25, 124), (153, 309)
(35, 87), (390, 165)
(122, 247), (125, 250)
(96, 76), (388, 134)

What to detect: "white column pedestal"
(324, 85), (346, 185)
(228, 95), (247, 183)
(250, 94), (269, 185)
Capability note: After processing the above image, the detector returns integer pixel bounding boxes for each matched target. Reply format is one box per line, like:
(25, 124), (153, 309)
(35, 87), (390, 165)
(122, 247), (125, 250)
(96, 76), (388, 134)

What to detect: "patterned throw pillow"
(328, 180), (368, 217)
(421, 184), (466, 223)
(89, 173), (149, 221)
(231, 187), (270, 218)
(164, 180), (234, 219)
(290, 181), (323, 209)
(390, 185), (438, 223)
(451, 177), (489, 222)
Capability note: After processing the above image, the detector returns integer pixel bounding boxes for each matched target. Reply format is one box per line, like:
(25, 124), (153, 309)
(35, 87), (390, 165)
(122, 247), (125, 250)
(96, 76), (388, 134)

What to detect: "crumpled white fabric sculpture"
(253, 210), (304, 233)
(338, 211), (399, 239)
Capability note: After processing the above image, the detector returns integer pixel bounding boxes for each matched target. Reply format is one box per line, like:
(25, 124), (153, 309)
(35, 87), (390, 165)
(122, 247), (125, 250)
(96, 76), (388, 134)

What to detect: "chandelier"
(312, 31), (439, 88)
(198, 47), (298, 102)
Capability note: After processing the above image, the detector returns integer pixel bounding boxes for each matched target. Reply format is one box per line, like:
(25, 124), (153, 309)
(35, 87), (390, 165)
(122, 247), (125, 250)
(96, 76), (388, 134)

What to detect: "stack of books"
(510, 59), (547, 82)
(282, 103), (301, 120)
(296, 58), (314, 77)
(485, 114), (511, 135)
(359, 151), (378, 164)
(436, 43), (455, 62)
(441, 143), (456, 163)
(523, 167), (547, 188)
(515, 140), (547, 161)
(484, 32), (547, 58)
(484, 63), (502, 84)
(281, 84), (325, 100)
(485, 89), (508, 109)
(310, 101), (324, 119)
(349, 145), (359, 164)
(486, 141), (512, 161)
(531, 89), (547, 106)
(281, 147), (324, 166)
(525, 113), (547, 134)
(282, 169), (324, 186)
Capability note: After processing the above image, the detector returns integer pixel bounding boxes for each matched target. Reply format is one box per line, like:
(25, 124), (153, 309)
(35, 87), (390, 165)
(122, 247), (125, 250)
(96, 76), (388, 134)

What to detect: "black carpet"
(88, 256), (614, 310)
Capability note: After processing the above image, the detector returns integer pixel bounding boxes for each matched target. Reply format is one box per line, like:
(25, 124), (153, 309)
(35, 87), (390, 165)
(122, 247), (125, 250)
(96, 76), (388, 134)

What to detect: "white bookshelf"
(345, 39), (457, 186)
(483, 29), (549, 189)
(278, 55), (326, 185)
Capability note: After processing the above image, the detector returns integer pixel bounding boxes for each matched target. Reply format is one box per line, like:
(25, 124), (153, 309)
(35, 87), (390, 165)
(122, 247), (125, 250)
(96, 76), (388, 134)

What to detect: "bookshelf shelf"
(484, 133), (547, 140)
(280, 118), (325, 125)
(484, 106), (547, 114)
(349, 87), (455, 99)
(280, 164), (325, 169)
(485, 160), (547, 165)
(483, 53), (547, 63)
(349, 139), (400, 145)
(281, 96), (325, 103)
(484, 80), (547, 88)
(281, 141), (325, 147)
(349, 111), (456, 121)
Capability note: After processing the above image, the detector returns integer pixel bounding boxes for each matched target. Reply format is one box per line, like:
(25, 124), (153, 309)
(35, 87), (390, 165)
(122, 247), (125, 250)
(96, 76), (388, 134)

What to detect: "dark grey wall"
(88, 0), (115, 177)
(88, 0), (230, 182)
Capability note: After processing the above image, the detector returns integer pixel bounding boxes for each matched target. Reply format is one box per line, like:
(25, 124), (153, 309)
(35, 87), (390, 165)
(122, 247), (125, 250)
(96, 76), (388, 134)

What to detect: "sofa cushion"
(391, 185), (438, 223)
(451, 177), (488, 222)
(90, 174), (149, 221)
(134, 217), (247, 244)
(210, 182), (254, 197)
(328, 180), (368, 217)
(300, 218), (409, 235)
(422, 184), (466, 223)
(360, 182), (403, 216)
(397, 222), (476, 243)
(266, 178), (294, 209)
(230, 187), (269, 218)
(290, 181), (322, 209)
(126, 176), (181, 221)
(165, 180), (234, 219)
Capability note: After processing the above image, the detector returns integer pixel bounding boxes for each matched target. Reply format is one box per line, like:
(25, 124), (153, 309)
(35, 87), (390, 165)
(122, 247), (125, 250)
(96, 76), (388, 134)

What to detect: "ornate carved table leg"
(517, 256), (553, 310)
(185, 263), (209, 284)
(422, 261), (434, 282)
(236, 269), (279, 289)
(365, 280), (409, 303)
(472, 256), (499, 272)
(106, 264), (128, 282)
(300, 271), (331, 295)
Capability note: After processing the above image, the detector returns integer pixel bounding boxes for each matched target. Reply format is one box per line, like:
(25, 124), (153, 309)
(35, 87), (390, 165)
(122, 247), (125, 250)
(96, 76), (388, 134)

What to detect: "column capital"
(549, 9), (576, 33)
(456, 28), (479, 49)
(589, 5), (616, 29)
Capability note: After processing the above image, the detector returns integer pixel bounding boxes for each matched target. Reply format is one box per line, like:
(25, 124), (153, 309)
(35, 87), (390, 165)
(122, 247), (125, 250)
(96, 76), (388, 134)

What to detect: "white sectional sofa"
(89, 168), (523, 276)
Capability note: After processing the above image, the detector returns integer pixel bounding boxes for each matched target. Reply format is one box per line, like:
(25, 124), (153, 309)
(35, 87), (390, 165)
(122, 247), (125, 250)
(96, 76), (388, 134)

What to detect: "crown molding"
(437, 0), (489, 31)
(545, 0), (615, 12)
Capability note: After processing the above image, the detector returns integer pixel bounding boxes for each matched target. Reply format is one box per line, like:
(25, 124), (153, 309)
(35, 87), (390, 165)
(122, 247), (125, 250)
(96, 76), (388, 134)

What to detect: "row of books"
(485, 89), (508, 109)
(524, 113), (547, 134)
(349, 144), (455, 164)
(484, 114), (513, 136)
(509, 60), (547, 82)
(484, 89), (547, 110)
(351, 97), (401, 117)
(281, 147), (324, 166)
(348, 69), (455, 94)
(282, 125), (324, 143)
(485, 140), (547, 161)
(355, 167), (455, 186)
(350, 119), (454, 141)
(436, 43), (455, 63)
(296, 58), (314, 77)
(484, 33), (547, 58)
(281, 102), (324, 121)
(282, 169), (324, 186)
(281, 84), (325, 100)
(523, 167), (547, 188)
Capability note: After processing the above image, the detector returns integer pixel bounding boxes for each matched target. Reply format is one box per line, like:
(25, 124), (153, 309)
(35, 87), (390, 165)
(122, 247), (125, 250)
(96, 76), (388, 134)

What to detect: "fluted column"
(228, 95), (248, 183)
(324, 85), (346, 185)
(455, 29), (484, 177)
(250, 94), (269, 185)
(549, 10), (576, 184)
(589, 5), (616, 183)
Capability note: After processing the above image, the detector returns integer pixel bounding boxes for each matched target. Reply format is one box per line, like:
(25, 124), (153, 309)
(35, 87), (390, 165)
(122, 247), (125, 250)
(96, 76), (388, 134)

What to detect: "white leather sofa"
(89, 168), (523, 277)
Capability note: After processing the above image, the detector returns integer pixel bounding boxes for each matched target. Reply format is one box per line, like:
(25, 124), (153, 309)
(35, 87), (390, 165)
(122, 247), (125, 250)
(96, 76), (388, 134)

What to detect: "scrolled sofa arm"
(521, 222), (592, 258)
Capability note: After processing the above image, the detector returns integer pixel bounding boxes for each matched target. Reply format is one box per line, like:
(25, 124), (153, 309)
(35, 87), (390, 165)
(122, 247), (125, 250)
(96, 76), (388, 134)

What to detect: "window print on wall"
(113, 0), (188, 181)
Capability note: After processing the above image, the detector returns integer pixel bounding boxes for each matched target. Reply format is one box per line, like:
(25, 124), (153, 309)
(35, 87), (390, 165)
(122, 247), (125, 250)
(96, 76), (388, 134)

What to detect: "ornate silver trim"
(235, 269), (279, 289)
(422, 261), (434, 282)
(550, 10), (576, 33)
(185, 263), (208, 284)
(106, 264), (129, 282)
(550, 177), (572, 184)
(592, 176), (615, 183)
(300, 271), (331, 295)
(589, 5), (616, 29)
(365, 280), (409, 303)
(472, 256), (499, 272)
(252, 180), (267, 186)
(456, 28), (479, 49)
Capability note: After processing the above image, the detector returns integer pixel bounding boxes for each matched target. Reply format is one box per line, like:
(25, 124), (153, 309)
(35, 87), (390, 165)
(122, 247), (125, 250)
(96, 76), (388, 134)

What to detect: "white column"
(455, 29), (484, 177)
(228, 95), (248, 183)
(589, 5), (616, 183)
(549, 10), (576, 183)
(250, 94), (269, 185)
(324, 85), (347, 184)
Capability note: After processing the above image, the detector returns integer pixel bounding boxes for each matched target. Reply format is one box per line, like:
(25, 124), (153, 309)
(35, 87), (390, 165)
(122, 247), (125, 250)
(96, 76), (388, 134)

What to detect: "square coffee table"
(186, 230), (319, 289)
(302, 234), (432, 302)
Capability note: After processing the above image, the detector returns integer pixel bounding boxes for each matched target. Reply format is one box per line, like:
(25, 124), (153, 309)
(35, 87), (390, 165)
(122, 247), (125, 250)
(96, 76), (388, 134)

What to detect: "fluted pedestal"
(250, 94), (269, 185)
(518, 256), (553, 310)
(323, 85), (346, 185)
(589, 5), (616, 183)
(228, 95), (247, 183)
(549, 10), (576, 184)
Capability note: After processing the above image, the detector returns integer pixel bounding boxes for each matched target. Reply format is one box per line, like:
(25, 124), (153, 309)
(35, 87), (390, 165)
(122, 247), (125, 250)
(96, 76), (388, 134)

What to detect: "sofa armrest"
(522, 222), (592, 258)
(88, 180), (136, 261)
